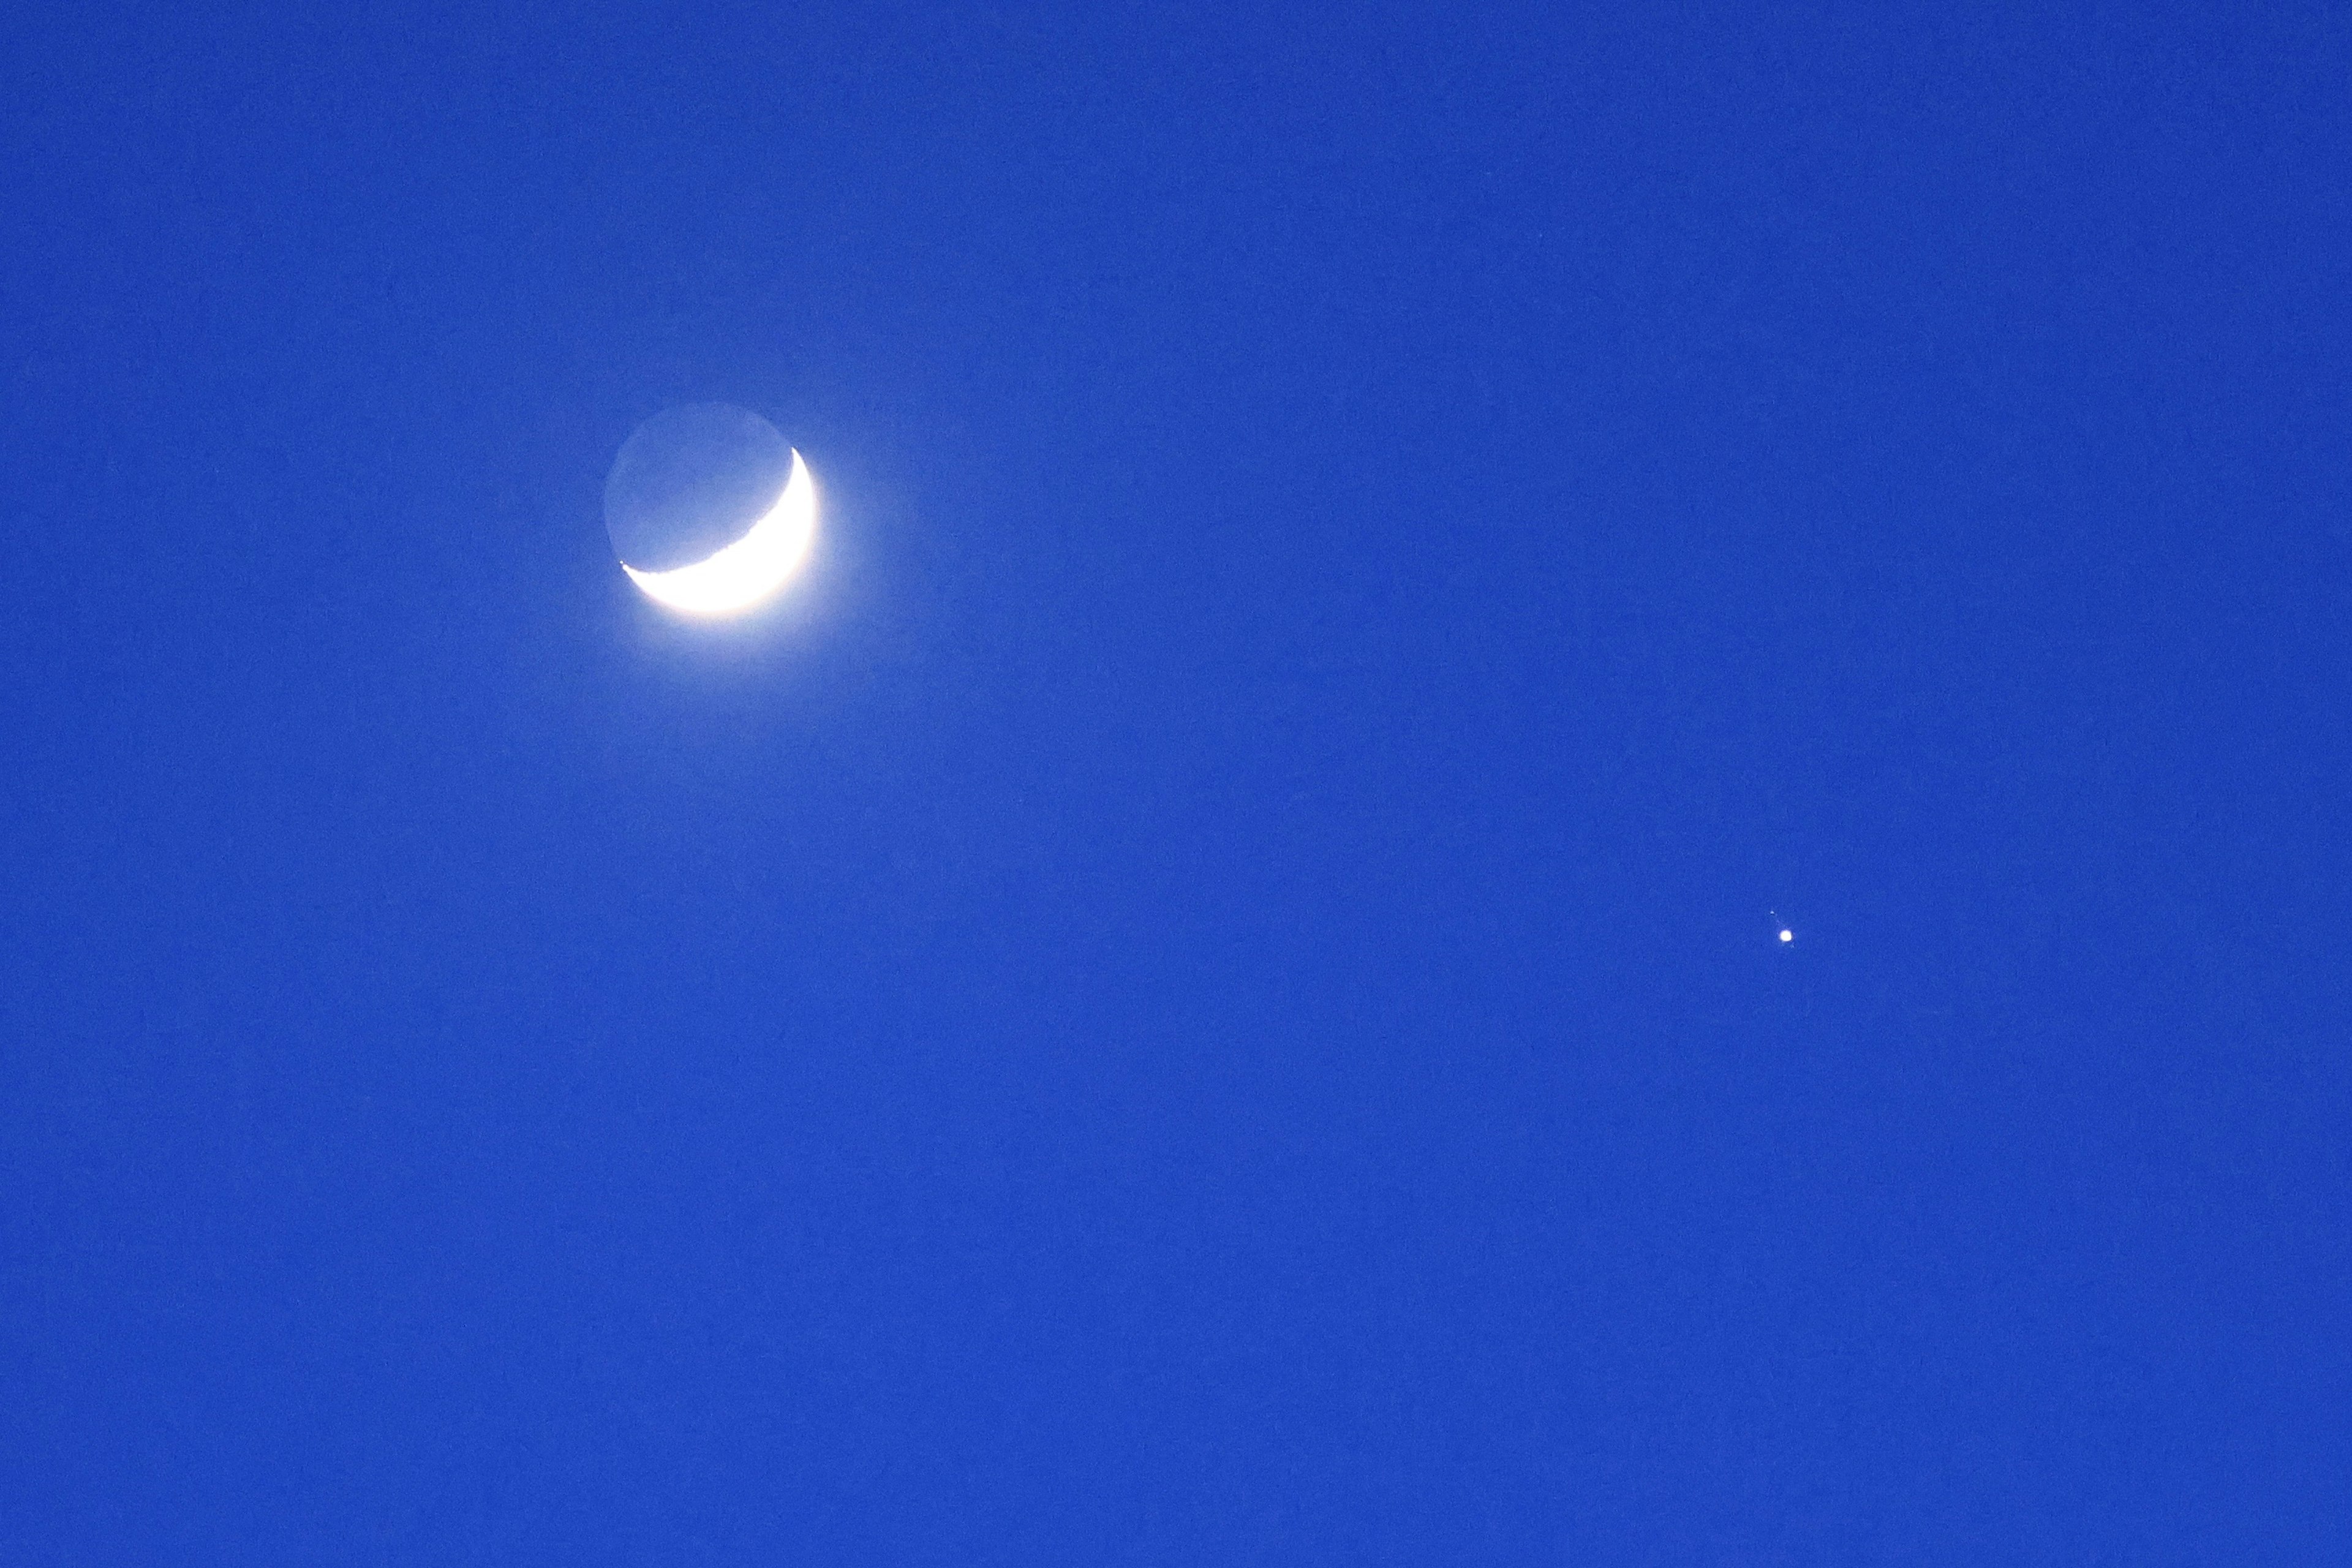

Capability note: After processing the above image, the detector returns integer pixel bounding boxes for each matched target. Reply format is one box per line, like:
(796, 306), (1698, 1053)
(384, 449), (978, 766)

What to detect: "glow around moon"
(622, 450), (816, 616)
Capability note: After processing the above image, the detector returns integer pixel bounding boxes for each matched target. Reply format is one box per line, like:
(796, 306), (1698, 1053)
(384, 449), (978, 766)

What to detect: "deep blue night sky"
(5, 3), (2349, 1561)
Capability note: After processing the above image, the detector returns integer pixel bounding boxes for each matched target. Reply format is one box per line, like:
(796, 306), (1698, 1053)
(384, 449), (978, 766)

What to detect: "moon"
(621, 450), (816, 615)
(603, 404), (817, 616)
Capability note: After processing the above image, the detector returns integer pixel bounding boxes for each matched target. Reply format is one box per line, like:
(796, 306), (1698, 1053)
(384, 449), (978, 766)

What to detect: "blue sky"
(4, 2), (2348, 1561)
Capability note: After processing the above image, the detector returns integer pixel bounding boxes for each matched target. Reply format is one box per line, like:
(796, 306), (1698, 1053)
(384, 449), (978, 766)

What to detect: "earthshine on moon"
(603, 404), (816, 616)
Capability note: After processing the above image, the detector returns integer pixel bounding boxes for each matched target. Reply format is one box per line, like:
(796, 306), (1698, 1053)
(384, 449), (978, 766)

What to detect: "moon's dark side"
(604, 403), (794, 573)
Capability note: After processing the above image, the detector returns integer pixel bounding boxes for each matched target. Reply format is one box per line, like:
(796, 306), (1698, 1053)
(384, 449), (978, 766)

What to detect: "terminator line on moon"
(603, 403), (816, 616)
(624, 450), (815, 614)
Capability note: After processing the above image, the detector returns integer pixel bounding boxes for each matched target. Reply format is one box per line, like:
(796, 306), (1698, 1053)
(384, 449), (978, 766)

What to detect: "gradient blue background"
(5, 3), (2348, 1561)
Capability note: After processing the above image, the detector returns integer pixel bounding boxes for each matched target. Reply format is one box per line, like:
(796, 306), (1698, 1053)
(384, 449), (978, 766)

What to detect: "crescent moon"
(622, 450), (816, 615)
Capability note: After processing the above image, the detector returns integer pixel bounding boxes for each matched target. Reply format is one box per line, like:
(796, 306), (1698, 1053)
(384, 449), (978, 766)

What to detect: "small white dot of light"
(1779, 929), (1794, 943)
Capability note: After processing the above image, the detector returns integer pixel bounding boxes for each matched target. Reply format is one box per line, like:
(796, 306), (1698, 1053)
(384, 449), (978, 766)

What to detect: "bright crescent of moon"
(622, 450), (816, 615)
